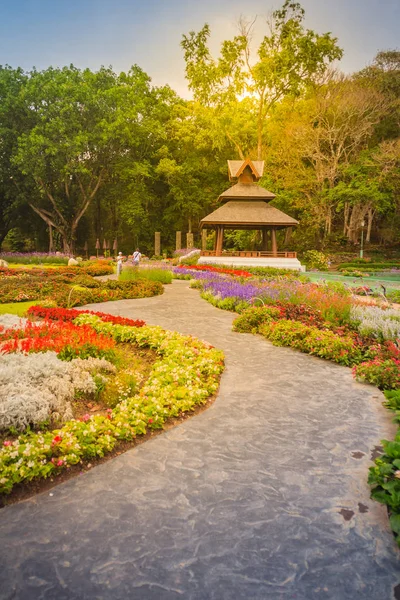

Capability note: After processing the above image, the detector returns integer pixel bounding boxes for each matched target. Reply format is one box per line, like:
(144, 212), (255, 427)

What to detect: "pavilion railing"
(201, 250), (297, 258)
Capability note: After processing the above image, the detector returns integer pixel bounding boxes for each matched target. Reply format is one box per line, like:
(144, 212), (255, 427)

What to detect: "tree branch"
(37, 178), (68, 228)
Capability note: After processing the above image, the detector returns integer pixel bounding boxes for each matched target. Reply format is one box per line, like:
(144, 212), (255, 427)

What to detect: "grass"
(0, 301), (38, 316)
(120, 267), (172, 284)
(307, 271), (400, 291)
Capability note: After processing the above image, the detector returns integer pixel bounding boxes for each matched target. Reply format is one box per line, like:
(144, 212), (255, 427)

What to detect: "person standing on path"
(116, 252), (124, 276)
(132, 248), (141, 267)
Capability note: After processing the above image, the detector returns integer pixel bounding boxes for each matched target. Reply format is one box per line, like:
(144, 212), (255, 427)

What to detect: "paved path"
(1, 281), (399, 600)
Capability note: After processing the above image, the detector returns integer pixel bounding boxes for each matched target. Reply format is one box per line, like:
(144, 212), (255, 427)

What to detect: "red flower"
(27, 306), (145, 328)
(52, 435), (62, 445)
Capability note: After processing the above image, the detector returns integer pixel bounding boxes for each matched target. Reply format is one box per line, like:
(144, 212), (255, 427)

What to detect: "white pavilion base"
(198, 256), (306, 271)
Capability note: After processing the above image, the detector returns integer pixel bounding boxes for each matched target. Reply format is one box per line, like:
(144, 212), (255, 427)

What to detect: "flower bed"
(0, 260), (113, 277)
(185, 263), (400, 543)
(0, 313), (224, 496)
(259, 319), (362, 366)
(177, 264), (253, 278)
(0, 252), (70, 265)
(188, 270), (353, 326)
(0, 320), (117, 361)
(0, 273), (163, 307)
(27, 306), (145, 327)
(0, 352), (115, 431)
(351, 305), (400, 342)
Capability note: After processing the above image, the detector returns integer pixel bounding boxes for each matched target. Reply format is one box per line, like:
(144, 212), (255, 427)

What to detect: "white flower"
(0, 352), (114, 432)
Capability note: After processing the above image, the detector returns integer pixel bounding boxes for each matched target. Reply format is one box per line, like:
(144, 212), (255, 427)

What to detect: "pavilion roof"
(219, 182), (276, 201)
(228, 159), (264, 180)
(200, 201), (298, 228)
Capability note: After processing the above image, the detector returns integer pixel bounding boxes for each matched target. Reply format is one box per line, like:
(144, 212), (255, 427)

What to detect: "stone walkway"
(0, 281), (399, 600)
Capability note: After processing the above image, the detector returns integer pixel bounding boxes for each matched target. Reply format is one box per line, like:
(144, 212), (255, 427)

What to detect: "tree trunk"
(324, 208), (332, 237)
(257, 94), (265, 161)
(343, 202), (349, 236)
(48, 224), (54, 253)
(188, 216), (192, 234)
(366, 209), (374, 243)
(284, 227), (292, 246)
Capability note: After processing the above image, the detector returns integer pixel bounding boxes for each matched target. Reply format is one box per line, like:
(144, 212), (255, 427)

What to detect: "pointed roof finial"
(227, 159), (265, 181)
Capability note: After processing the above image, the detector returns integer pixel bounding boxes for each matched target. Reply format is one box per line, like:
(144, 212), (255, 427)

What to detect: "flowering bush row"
(27, 306), (145, 328)
(0, 276), (163, 306)
(186, 262), (400, 541)
(177, 264), (253, 278)
(0, 260), (113, 277)
(190, 270), (353, 326)
(0, 252), (70, 265)
(0, 320), (117, 361)
(368, 390), (400, 543)
(259, 319), (362, 366)
(353, 359), (400, 390)
(0, 316), (225, 495)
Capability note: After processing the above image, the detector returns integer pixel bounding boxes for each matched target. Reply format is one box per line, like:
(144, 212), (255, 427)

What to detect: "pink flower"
(57, 459), (64, 467)
(81, 414), (91, 422)
(3, 440), (12, 447)
(148, 418), (153, 424)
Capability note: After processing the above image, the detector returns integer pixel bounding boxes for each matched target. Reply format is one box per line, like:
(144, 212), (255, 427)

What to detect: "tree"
(181, 0), (342, 159)
(13, 65), (171, 253)
(288, 77), (385, 236)
(0, 66), (32, 249)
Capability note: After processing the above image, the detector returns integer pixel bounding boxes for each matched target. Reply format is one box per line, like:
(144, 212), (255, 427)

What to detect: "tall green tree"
(181, 0), (342, 159)
(0, 66), (33, 249)
(13, 65), (173, 253)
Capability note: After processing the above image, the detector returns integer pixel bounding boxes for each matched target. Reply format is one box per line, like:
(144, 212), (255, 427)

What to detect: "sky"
(0, 0), (399, 98)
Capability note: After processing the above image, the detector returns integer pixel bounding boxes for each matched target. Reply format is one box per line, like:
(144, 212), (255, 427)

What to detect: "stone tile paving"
(0, 281), (399, 600)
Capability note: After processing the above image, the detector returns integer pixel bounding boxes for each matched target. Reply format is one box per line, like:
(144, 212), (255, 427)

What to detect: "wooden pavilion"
(200, 159), (299, 261)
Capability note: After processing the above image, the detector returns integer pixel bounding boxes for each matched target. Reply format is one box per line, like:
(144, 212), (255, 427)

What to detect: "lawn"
(307, 270), (400, 290)
(0, 301), (38, 316)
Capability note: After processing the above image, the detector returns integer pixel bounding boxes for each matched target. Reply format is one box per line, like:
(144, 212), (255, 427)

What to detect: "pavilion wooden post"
(186, 232), (194, 249)
(201, 228), (207, 251)
(271, 228), (278, 257)
(214, 227), (219, 254)
(215, 225), (224, 256)
(262, 228), (269, 251)
(175, 231), (182, 252)
(155, 232), (161, 256)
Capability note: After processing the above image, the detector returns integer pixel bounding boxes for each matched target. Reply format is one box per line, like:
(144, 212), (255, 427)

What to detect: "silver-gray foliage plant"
(0, 352), (115, 431)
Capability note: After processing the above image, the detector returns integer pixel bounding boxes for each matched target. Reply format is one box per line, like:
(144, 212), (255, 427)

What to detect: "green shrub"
(72, 274), (100, 288)
(233, 306), (281, 332)
(320, 281), (352, 297)
(120, 267), (172, 284)
(353, 359), (400, 389)
(180, 252), (200, 266)
(387, 290), (400, 303)
(259, 319), (361, 366)
(189, 279), (204, 288)
(200, 290), (251, 312)
(302, 250), (329, 271)
(338, 262), (400, 271)
(383, 390), (400, 411)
